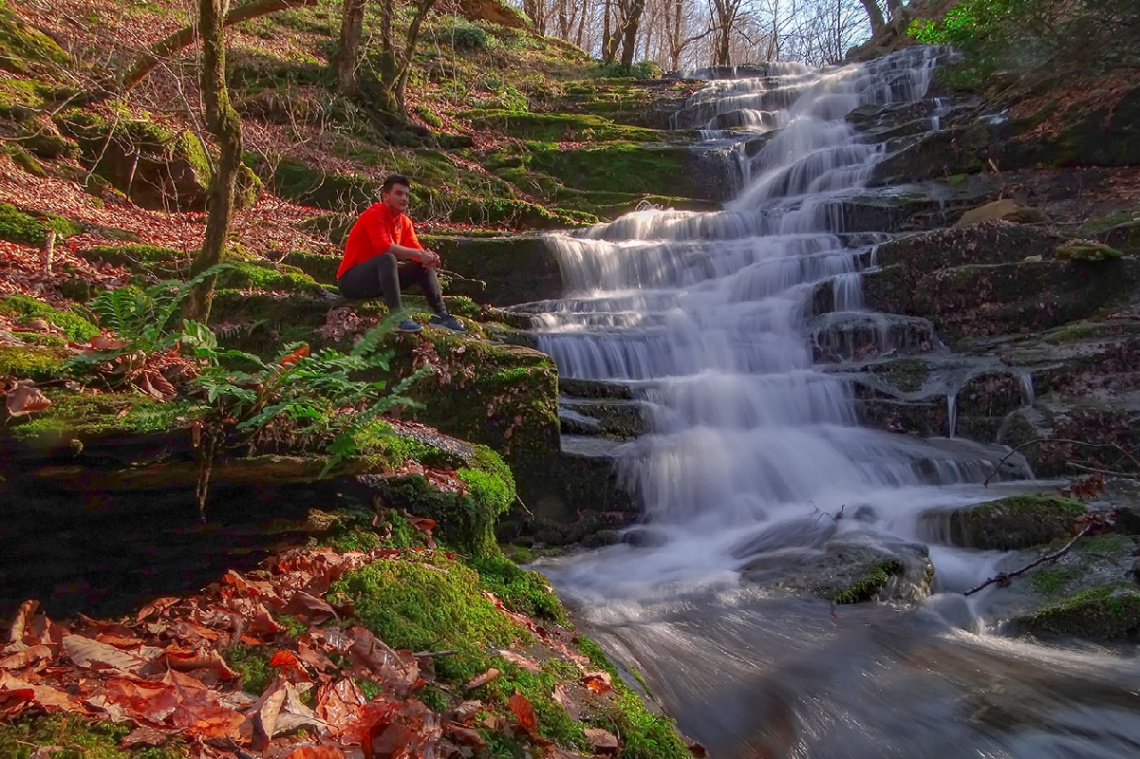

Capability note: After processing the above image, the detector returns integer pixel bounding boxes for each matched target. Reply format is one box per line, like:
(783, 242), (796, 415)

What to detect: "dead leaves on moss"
(0, 540), (639, 758)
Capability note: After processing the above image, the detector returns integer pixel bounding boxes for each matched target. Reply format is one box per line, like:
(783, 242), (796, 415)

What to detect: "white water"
(522, 47), (1140, 756)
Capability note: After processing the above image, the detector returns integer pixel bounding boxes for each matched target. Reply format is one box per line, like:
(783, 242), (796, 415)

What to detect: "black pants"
(337, 252), (446, 315)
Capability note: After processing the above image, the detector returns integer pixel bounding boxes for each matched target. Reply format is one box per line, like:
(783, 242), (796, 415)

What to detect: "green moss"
(331, 554), (529, 682)
(830, 559), (905, 605)
(258, 157), (379, 211)
(0, 295), (99, 342)
(223, 644), (274, 695)
(471, 553), (568, 623)
(6, 391), (193, 443)
(79, 243), (189, 277)
(0, 345), (67, 381)
(871, 358), (930, 392)
(462, 110), (660, 142)
(0, 203), (83, 246)
(282, 249), (341, 284)
(521, 142), (693, 197)
(274, 613), (308, 638)
(484, 660), (589, 750)
(0, 715), (186, 758)
(216, 259), (325, 294)
(0, 5), (69, 75)
(1028, 567), (1080, 596)
(575, 636), (691, 759)
(950, 494), (1086, 551)
(1017, 583), (1140, 641)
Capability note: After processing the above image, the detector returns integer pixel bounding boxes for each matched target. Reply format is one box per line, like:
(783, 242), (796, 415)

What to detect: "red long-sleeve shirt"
(336, 202), (423, 280)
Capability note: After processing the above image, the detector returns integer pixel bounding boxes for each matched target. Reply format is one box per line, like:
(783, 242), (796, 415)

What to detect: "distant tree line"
(515, 0), (911, 70)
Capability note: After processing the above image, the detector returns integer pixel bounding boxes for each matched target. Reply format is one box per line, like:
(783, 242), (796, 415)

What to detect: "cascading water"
(524, 47), (1140, 756)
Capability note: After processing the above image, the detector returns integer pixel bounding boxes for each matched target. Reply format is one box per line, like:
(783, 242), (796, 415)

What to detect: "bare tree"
(710, 0), (745, 65)
(336, 0), (366, 95)
(185, 0), (243, 322)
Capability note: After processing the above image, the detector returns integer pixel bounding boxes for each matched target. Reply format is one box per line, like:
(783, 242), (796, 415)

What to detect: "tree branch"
(983, 438), (1140, 487)
(964, 523), (1094, 596)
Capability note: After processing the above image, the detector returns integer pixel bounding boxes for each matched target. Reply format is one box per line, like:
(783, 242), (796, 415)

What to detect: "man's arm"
(396, 218), (440, 267)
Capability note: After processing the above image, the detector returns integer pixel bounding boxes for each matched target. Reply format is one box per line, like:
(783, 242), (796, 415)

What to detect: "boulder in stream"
(926, 494), (1086, 551)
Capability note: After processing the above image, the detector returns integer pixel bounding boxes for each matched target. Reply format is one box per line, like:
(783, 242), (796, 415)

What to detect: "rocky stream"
(516, 46), (1140, 756)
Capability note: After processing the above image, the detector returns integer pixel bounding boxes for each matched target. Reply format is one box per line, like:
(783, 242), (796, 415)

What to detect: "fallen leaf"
(446, 720), (486, 749)
(280, 345), (310, 367)
(465, 667), (499, 690)
(580, 671), (613, 695)
(451, 699), (483, 724)
(62, 635), (151, 674)
(0, 644), (52, 670)
(0, 672), (72, 711)
(508, 692), (538, 738)
(270, 650), (300, 668)
(121, 725), (170, 748)
(6, 385), (51, 417)
(284, 747), (346, 759)
(585, 727), (620, 754)
(282, 591), (338, 624)
(552, 684), (579, 721)
(498, 649), (542, 672)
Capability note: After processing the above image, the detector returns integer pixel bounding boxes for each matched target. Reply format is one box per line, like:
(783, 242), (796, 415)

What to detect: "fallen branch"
(439, 268), (487, 290)
(964, 523), (1094, 596)
(983, 438), (1140, 487)
(1067, 462), (1140, 479)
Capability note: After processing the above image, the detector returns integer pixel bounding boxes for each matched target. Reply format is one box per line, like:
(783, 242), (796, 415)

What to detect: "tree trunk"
(884, 0), (902, 20)
(378, 0), (437, 115)
(335, 0), (366, 95)
(602, 0), (617, 63)
(858, 0), (885, 34)
(121, 0), (318, 91)
(186, 0), (243, 323)
(619, 0), (646, 67)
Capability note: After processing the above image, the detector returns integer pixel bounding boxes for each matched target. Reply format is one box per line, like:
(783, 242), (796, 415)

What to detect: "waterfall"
(530, 46), (1027, 535)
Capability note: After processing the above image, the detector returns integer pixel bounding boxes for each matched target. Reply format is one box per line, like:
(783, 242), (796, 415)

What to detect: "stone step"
(559, 396), (648, 439)
(559, 377), (635, 400)
(807, 312), (937, 363)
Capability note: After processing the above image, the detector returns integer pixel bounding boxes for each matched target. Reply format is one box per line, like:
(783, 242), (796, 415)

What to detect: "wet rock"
(955, 199), (1048, 227)
(1054, 239), (1123, 262)
(1009, 584), (1140, 641)
(926, 494), (1086, 551)
(621, 526), (669, 548)
(559, 378), (635, 400)
(730, 517), (838, 559)
(1000, 397), (1140, 477)
(875, 222), (1064, 272)
(807, 313), (935, 363)
(559, 397), (647, 440)
(419, 234), (561, 307)
(852, 505), (879, 523)
(871, 122), (995, 186)
(740, 536), (934, 605)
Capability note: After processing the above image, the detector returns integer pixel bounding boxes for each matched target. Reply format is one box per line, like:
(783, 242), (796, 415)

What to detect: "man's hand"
(418, 249), (441, 268)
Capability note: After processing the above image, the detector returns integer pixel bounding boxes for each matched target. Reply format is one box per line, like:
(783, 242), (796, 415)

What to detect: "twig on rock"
(963, 523), (1094, 596)
(983, 438), (1140, 487)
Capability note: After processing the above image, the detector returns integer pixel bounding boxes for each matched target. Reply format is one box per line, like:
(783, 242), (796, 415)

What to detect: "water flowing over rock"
(527, 47), (1140, 756)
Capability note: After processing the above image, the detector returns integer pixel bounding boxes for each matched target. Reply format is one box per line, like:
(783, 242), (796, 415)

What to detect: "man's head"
(380, 175), (412, 215)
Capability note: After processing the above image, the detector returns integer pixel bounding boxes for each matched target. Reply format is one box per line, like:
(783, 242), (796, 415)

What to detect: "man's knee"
(378, 252), (399, 270)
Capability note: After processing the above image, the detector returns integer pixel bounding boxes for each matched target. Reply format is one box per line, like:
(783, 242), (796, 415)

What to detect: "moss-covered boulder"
(1010, 584), (1140, 641)
(1001, 398), (1140, 477)
(78, 242), (188, 277)
(740, 537), (935, 604)
(462, 111), (661, 142)
(420, 234), (561, 306)
(938, 494), (1086, 551)
(0, 345), (68, 382)
(955, 199), (1048, 227)
(256, 156), (380, 212)
(0, 295), (99, 342)
(0, 203), (83, 247)
(0, 4), (68, 74)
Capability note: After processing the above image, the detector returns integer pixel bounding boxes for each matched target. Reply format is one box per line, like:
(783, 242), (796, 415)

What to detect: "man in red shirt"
(336, 174), (465, 333)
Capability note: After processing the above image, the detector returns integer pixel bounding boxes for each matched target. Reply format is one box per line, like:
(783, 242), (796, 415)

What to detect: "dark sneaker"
(429, 313), (466, 333)
(396, 318), (423, 333)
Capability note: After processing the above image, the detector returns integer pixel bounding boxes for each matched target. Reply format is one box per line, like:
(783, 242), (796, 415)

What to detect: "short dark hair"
(381, 174), (411, 194)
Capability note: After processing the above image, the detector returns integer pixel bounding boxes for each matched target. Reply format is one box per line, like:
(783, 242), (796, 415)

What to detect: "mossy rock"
(498, 141), (694, 198)
(0, 295), (99, 343)
(256, 156), (379, 212)
(0, 5), (69, 75)
(870, 357), (931, 393)
(215, 260), (325, 294)
(282, 249), (341, 284)
(55, 111), (214, 211)
(1054, 239), (1123, 262)
(0, 203), (83, 246)
(462, 110), (660, 142)
(1010, 583), (1140, 641)
(360, 445), (516, 557)
(418, 234), (561, 307)
(4, 144), (45, 176)
(3, 390), (180, 445)
(78, 243), (189, 278)
(944, 494), (1086, 550)
(296, 212), (354, 245)
(0, 345), (67, 381)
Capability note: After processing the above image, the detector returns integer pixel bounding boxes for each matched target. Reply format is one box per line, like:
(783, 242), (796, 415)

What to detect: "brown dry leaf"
(370, 722), (418, 759)
(585, 727), (620, 754)
(346, 627), (419, 694)
(7, 600), (41, 645)
(580, 671), (613, 695)
(541, 745), (589, 758)
(465, 667), (499, 690)
(445, 720), (486, 749)
(248, 677), (326, 749)
(451, 700), (483, 724)
(0, 672), (72, 712)
(508, 692), (539, 738)
(296, 640), (336, 674)
(62, 634), (151, 674)
(163, 669), (245, 740)
(0, 644), (53, 670)
(284, 747), (346, 759)
(121, 725), (171, 748)
(102, 678), (179, 724)
(315, 678), (365, 736)
(6, 384), (51, 417)
(136, 597), (180, 624)
(282, 591), (338, 624)
(498, 649), (542, 673)
(552, 684), (580, 721)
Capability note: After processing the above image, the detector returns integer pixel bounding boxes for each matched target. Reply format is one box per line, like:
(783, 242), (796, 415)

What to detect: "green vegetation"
(223, 644), (275, 695)
(831, 559), (905, 604)
(4, 391), (183, 442)
(0, 295), (100, 342)
(0, 3), (69, 74)
(872, 358), (930, 392)
(472, 553), (568, 623)
(0, 716), (186, 758)
(1017, 583), (1140, 640)
(0, 344), (67, 381)
(79, 243), (189, 278)
(0, 203), (83, 246)
(910, 0), (1137, 90)
(949, 494), (1086, 550)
